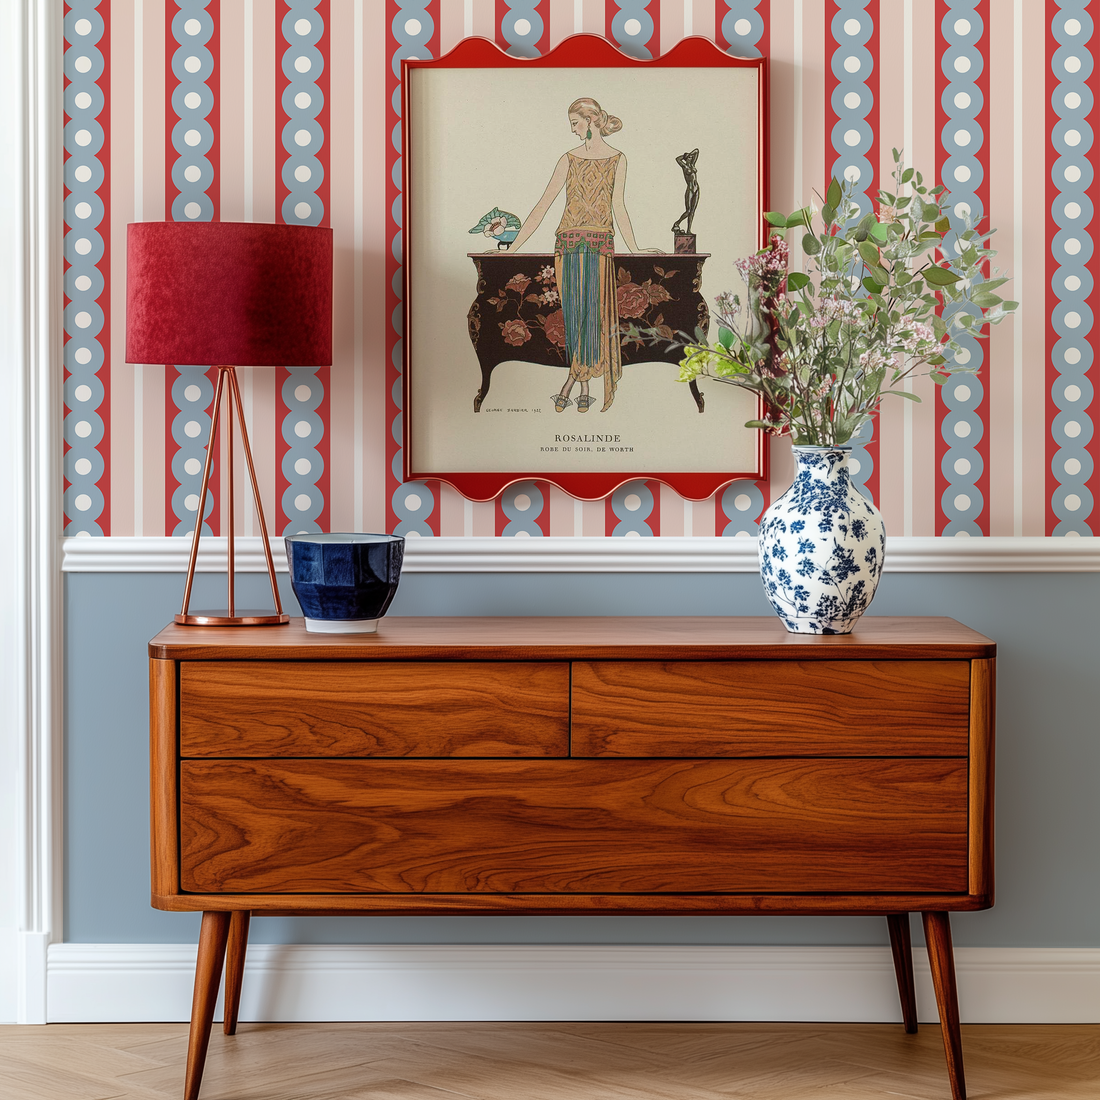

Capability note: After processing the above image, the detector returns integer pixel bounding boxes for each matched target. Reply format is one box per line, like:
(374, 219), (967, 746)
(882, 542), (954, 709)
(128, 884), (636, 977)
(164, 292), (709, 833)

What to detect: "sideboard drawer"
(180, 661), (570, 757)
(571, 660), (971, 757)
(179, 758), (969, 895)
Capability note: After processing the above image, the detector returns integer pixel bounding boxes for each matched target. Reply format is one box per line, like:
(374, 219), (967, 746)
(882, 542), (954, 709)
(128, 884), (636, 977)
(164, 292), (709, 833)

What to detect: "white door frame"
(0, 0), (64, 1025)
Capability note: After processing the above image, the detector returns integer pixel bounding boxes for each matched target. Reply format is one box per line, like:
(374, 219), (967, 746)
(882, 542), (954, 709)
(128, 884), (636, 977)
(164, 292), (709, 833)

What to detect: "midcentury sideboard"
(148, 615), (995, 1100)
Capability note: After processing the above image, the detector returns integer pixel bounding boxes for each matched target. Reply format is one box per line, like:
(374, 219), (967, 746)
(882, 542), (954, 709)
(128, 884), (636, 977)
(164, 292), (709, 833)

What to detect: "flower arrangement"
(646, 152), (1018, 447)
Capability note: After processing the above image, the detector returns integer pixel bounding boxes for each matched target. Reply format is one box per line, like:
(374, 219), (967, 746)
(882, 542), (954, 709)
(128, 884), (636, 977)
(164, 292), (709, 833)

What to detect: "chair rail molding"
(62, 534), (1100, 574)
(0, 0), (63, 1026)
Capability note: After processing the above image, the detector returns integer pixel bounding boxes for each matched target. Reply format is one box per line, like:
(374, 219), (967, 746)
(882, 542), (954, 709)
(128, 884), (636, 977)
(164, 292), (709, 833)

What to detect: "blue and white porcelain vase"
(758, 446), (886, 635)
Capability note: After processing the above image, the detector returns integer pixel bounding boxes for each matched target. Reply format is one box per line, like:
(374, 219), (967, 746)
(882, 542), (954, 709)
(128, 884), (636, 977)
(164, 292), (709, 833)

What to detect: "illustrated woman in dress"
(502, 98), (660, 412)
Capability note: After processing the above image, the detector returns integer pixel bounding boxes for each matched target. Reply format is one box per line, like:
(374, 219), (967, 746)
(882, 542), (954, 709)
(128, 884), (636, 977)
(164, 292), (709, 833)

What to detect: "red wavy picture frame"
(402, 33), (769, 502)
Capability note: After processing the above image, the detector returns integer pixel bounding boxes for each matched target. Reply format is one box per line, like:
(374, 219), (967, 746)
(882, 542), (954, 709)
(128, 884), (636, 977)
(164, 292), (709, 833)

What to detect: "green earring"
(586, 126), (592, 140)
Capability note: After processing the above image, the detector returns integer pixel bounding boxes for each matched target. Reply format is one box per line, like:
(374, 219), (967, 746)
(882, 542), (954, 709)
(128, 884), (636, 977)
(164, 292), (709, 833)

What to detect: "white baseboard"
(45, 944), (1100, 1025)
(61, 534), (1100, 574)
(0, 927), (16, 1024)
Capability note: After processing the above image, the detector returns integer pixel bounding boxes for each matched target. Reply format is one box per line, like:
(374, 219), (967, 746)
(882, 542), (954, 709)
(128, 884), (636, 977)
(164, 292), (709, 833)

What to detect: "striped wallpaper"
(62, 0), (1093, 538)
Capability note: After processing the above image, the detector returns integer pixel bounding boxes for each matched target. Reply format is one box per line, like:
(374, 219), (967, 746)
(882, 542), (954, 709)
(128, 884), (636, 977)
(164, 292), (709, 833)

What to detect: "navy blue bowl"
(284, 533), (405, 633)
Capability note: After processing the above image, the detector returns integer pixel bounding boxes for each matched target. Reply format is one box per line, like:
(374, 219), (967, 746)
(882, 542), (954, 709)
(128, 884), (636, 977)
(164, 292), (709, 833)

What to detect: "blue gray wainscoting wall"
(65, 570), (1100, 949)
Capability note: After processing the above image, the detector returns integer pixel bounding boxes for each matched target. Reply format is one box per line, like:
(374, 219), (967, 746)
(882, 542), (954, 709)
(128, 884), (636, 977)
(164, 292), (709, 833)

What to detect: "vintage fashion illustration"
(501, 98), (659, 413)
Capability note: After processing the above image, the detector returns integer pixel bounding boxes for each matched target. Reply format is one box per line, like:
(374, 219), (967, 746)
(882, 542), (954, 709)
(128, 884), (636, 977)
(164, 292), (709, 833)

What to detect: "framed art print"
(403, 34), (768, 501)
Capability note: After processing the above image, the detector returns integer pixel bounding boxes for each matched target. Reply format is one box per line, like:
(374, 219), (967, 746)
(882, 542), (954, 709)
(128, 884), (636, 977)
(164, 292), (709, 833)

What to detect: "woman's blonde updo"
(568, 97), (622, 136)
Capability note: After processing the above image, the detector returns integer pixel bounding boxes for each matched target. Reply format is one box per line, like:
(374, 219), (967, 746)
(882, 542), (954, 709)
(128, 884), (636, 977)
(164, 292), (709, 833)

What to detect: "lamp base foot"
(175, 611), (291, 627)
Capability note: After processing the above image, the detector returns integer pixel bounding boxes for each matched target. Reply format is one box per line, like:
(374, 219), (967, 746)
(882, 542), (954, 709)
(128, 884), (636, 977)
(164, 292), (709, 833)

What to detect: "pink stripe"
(661, 0), (686, 54)
(659, 484), (685, 536)
(768, 0), (797, 213)
(767, 437), (795, 513)
(581, 0), (606, 35)
(437, 482), (465, 535)
(546, 485), (573, 535)
(1019, 0), (1049, 534)
(142, 366), (166, 534)
(108, 0), (136, 536)
(471, 499), (497, 535)
(985, 7), (1016, 535)
(907, 0), (940, 536)
(326, 0), (357, 530)
(439, 0), (464, 56)
(471, 0), (497, 38)
(142, 0), (167, 533)
(219, 2), (247, 222)
(691, 0), (716, 42)
(873, 0), (906, 532)
(549, 0), (578, 46)
(363, 2), (391, 531)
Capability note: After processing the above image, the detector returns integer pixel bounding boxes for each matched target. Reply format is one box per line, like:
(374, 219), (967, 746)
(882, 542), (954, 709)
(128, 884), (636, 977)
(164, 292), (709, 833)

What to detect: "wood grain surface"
(968, 658), (996, 901)
(179, 759), (969, 895)
(180, 661), (569, 758)
(149, 659), (179, 898)
(571, 660), (970, 757)
(150, 616), (997, 662)
(152, 891), (993, 915)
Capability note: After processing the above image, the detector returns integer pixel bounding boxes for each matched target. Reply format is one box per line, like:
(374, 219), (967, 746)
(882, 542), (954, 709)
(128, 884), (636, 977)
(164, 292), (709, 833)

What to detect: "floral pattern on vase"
(759, 447), (886, 635)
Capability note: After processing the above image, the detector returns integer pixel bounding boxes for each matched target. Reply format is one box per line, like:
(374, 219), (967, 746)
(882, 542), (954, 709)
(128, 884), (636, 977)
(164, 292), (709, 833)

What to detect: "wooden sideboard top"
(149, 615), (995, 661)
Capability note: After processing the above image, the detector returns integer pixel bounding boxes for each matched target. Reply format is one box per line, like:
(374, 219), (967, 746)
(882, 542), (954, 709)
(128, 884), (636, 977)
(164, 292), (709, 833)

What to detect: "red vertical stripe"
(97, 2), (111, 534)
(862, 0), (880, 508)
(646, 478), (662, 534)
(1086, 27), (1100, 528)
(935, 0), (990, 535)
(164, 1), (221, 537)
(494, 5), (551, 64)
(385, 0), (401, 533)
(276, 1), (331, 534)
(1045, 0), (1060, 532)
(387, 3), (441, 534)
(63, 3), (72, 524)
(715, 1), (768, 59)
(605, 1), (661, 55)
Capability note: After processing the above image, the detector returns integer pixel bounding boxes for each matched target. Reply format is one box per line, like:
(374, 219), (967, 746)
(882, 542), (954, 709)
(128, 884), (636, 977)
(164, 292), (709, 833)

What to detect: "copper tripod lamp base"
(177, 365), (289, 628)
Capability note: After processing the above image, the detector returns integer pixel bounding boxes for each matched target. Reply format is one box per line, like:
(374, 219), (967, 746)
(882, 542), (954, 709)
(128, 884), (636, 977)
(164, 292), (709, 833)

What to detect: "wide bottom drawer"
(180, 759), (968, 895)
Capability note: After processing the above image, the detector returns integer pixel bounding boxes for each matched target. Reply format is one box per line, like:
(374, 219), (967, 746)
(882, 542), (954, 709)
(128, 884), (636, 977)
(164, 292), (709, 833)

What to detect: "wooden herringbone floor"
(0, 1022), (1097, 1100)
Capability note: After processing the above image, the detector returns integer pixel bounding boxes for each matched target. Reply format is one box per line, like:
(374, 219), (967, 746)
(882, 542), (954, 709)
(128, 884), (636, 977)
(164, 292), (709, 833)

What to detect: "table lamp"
(126, 221), (333, 626)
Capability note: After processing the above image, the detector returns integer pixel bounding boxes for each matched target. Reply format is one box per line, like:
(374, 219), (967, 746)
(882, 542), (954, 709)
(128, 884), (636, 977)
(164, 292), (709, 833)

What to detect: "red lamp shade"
(126, 221), (332, 367)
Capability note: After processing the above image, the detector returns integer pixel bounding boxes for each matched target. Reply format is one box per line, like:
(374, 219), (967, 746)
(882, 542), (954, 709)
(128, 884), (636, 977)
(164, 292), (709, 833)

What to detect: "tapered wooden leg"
(887, 913), (918, 1034)
(184, 911), (231, 1100)
(223, 910), (251, 1036)
(922, 911), (966, 1100)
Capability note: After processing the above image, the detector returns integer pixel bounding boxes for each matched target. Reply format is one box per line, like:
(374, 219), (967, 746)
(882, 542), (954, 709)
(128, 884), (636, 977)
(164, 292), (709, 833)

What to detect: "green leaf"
(871, 265), (891, 285)
(764, 211), (788, 227)
(1003, 301), (1019, 311)
(923, 203), (941, 221)
(827, 176), (843, 210)
(923, 265), (961, 287)
(930, 370), (950, 383)
(935, 216), (952, 235)
(887, 389), (921, 401)
(919, 231), (942, 241)
(854, 213), (876, 242)
(821, 205), (837, 226)
(802, 233), (821, 256)
(786, 207), (810, 228)
(744, 420), (776, 430)
(717, 326), (734, 351)
(787, 271), (811, 291)
(857, 240), (881, 266)
(901, 167), (915, 184)
(971, 292), (1002, 308)
(868, 222), (889, 244)
(862, 277), (885, 295)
